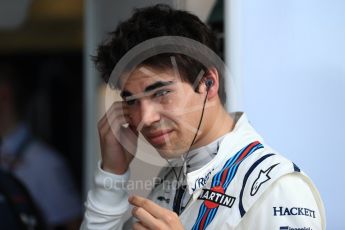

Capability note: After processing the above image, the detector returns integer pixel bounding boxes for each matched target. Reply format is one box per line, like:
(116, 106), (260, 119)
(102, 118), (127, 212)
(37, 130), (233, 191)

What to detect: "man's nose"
(139, 100), (160, 128)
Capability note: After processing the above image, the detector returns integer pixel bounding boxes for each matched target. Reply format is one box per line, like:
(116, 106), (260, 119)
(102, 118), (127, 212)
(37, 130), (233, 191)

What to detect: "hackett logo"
(273, 206), (316, 218)
(198, 187), (236, 209)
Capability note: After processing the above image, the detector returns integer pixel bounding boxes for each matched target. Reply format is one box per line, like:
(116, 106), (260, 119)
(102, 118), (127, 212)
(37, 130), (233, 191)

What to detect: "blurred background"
(0, 0), (83, 183)
(0, 0), (344, 229)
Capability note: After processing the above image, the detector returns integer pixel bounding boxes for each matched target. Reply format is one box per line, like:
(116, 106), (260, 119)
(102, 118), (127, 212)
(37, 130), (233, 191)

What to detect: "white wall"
(226, 0), (345, 228)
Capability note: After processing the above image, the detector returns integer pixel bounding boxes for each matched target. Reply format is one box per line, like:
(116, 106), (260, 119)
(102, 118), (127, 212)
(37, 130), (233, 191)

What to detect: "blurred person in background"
(0, 62), (82, 230)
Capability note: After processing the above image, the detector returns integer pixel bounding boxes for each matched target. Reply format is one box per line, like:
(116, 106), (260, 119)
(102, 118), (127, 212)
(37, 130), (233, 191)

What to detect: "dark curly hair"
(94, 4), (226, 104)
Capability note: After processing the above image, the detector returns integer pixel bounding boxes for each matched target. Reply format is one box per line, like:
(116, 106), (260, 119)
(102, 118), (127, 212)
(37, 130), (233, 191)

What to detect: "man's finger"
(132, 221), (149, 230)
(132, 207), (163, 229)
(106, 103), (129, 124)
(129, 195), (166, 219)
(98, 101), (128, 129)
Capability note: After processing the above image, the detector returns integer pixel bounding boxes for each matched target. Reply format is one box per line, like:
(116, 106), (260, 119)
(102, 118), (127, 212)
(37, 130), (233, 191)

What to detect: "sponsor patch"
(280, 226), (312, 230)
(157, 196), (170, 203)
(191, 168), (214, 192)
(250, 163), (279, 196)
(192, 141), (264, 230)
(198, 187), (236, 209)
(273, 206), (316, 218)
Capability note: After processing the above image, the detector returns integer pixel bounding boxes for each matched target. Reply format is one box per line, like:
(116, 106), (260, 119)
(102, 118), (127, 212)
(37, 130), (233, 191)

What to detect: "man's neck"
(193, 103), (234, 149)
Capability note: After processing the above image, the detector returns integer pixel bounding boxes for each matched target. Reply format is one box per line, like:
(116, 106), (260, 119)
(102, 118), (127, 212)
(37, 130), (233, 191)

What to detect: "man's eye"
(154, 90), (170, 97)
(125, 99), (136, 106)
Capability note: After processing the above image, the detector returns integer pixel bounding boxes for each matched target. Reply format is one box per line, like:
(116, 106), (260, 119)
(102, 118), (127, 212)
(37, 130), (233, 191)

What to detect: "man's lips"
(146, 130), (173, 145)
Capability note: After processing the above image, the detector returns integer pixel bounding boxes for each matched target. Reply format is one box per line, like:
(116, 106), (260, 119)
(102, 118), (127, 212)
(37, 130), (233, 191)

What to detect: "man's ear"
(199, 67), (219, 100)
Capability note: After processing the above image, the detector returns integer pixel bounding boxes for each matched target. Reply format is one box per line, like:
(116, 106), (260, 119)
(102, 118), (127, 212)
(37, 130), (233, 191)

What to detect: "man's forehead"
(121, 80), (175, 100)
(120, 66), (178, 90)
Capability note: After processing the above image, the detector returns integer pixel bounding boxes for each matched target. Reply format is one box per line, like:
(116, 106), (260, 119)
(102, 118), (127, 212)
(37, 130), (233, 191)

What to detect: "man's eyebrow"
(121, 90), (132, 98)
(121, 81), (175, 101)
(144, 81), (174, 92)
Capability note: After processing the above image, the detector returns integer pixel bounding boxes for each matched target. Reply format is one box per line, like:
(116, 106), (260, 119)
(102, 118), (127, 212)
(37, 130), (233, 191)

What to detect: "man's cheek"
(128, 113), (141, 128)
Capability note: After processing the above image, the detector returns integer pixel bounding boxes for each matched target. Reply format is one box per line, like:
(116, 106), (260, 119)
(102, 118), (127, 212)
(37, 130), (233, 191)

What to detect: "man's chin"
(142, 134), (187, 158)
(155, 146), (186, 159)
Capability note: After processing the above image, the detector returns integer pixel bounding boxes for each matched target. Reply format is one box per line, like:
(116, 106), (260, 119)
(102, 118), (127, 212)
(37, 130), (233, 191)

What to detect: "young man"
(82, 4), (326, 230)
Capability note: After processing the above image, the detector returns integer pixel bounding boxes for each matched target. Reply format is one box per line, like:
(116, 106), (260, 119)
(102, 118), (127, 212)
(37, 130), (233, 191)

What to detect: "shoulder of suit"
(229, 144), (306, 218)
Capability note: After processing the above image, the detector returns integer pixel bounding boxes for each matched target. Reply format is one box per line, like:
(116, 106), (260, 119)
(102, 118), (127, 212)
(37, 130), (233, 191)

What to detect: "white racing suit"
(81, 113), (326, 229)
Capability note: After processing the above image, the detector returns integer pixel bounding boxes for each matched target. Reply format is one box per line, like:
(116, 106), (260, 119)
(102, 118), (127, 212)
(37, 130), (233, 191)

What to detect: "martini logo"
(198, 186), (236, 209)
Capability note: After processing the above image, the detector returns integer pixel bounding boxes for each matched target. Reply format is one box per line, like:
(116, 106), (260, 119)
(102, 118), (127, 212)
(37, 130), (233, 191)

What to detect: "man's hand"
(98, 101), (138, 174)
(129, 195), (184, 230)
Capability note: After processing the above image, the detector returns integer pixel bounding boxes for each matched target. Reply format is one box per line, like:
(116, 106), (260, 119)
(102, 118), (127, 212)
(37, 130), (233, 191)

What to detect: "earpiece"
(205, 78), (213, 90)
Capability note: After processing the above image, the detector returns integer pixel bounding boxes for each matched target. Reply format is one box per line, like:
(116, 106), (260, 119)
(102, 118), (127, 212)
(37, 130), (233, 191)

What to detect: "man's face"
(120, 65), (206, 159)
